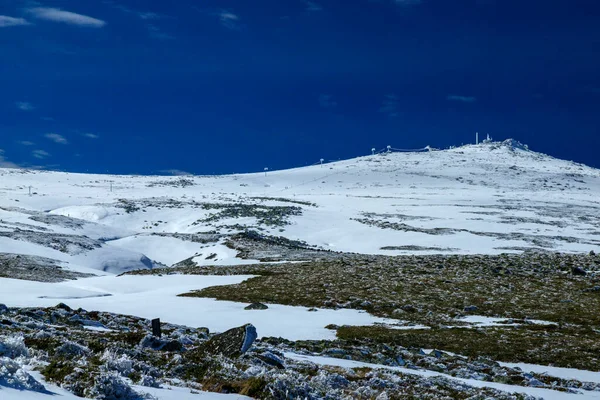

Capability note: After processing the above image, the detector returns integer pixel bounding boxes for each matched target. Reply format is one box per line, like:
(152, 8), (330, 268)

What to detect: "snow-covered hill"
(3, 140), (600, 399)
(1, 139), (599, 274)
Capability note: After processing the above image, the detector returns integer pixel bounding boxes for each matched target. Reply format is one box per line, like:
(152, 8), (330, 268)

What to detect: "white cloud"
(447, 95), (477, 103)
(218, 11), (240, 29)
(17, 141), (35, 146)
(319, 94), (337, 108)
(159, 169), (193, 176)
(0, 149), (19, 168)
(44, 133), (68, 144)
(139, 12), (161, 20)
(304, 1), (323, 11)
(104, 2), (172, 39)
(27, 7), (106, 28)
(83, 133), (99, 139)
(379, 94), (399, 117)
(32, 149), (50, 159)
(0, 15), (31, 27)
(147, 24), (175, 40)
(16, 101), (35, 111)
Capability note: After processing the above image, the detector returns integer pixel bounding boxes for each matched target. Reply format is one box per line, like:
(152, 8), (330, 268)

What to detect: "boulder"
(196, 324), (257, 358)
(0, 304), (8, 314)
(571, 266), (587, 276)
(245, 302), (268, 310)
(56, 303), (72, 312)
(255, 351), (285, 369)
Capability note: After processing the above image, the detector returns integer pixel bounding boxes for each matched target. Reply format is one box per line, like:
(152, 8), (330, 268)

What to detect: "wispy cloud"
(318, 94), (337, 108)
(83, 133), (99, 139)
(0, 15), (31, 27)
(17, 140), (35, 146)
(139, 12), (162, 20)
(44, 133), (68, 144)
(32, 149), (50, 159)
(218, 11), (240, 29)
(16, 101), (35, 111)
(104, 2), (172, 39)
(159, 169), (193, 176)
(304, 1), (323, 12)
(27, 7), (106, 28)
(447, 95), (477, 103)
(147, 24), (175, 40)
(379, 94), (399, 117)
(0, 149), (19, 168)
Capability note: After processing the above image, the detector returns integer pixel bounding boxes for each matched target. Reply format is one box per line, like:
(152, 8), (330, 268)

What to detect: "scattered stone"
(464, 305), (478, 312)
(56, 303), (72, 312)
(162, 340), (184, 352)
(583, 286), (600, 293)
(307, 308), (318, 312)
(571, 266), (587, 276)
(401, 305), (417, 313)
(245, 302), (268, 310)
(256, 351), (285, 369)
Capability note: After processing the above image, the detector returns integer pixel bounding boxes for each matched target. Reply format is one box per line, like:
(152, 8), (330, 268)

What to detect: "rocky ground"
(2, 304), (596, 399)
(129, 243), (600, 374)
(0, 253), (95, 282)
(3, 228), (600, 398)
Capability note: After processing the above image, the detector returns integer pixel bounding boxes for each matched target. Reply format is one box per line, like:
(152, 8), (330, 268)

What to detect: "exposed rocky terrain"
(3, 304), (596, 399)
(0, 253), (95, 282)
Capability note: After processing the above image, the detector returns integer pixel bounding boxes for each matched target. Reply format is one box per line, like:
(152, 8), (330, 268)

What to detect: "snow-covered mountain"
(1, 139), (599, 275)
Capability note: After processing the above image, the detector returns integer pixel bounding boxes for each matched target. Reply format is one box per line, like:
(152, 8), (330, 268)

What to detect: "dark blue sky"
(1, 0), (599, 174)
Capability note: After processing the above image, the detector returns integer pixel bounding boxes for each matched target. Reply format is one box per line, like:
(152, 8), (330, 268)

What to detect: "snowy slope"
(0, 139), (598, 274)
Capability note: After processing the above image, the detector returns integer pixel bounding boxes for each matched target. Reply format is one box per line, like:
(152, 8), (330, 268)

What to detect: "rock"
(244, 302), (268, 310)
(590, 250), (596, 256)
(56, 303), (72, 312)
(464, 305), (478, 312)
(162, 340), (184, 352)
(583, 286), (600, 293)
(401, 304), (417, 313)
(195, 324), (257, 358)
(307, 308), (318, 312)
(0, 304), (8, 314)
(376, 392), (389, 400)
(256, 351), (285, 369)
(391, 308), (405, 317)
(571, 266), (587, 276)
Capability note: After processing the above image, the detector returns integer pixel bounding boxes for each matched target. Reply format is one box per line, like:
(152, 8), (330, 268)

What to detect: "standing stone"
(152, 318), (162, 338)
